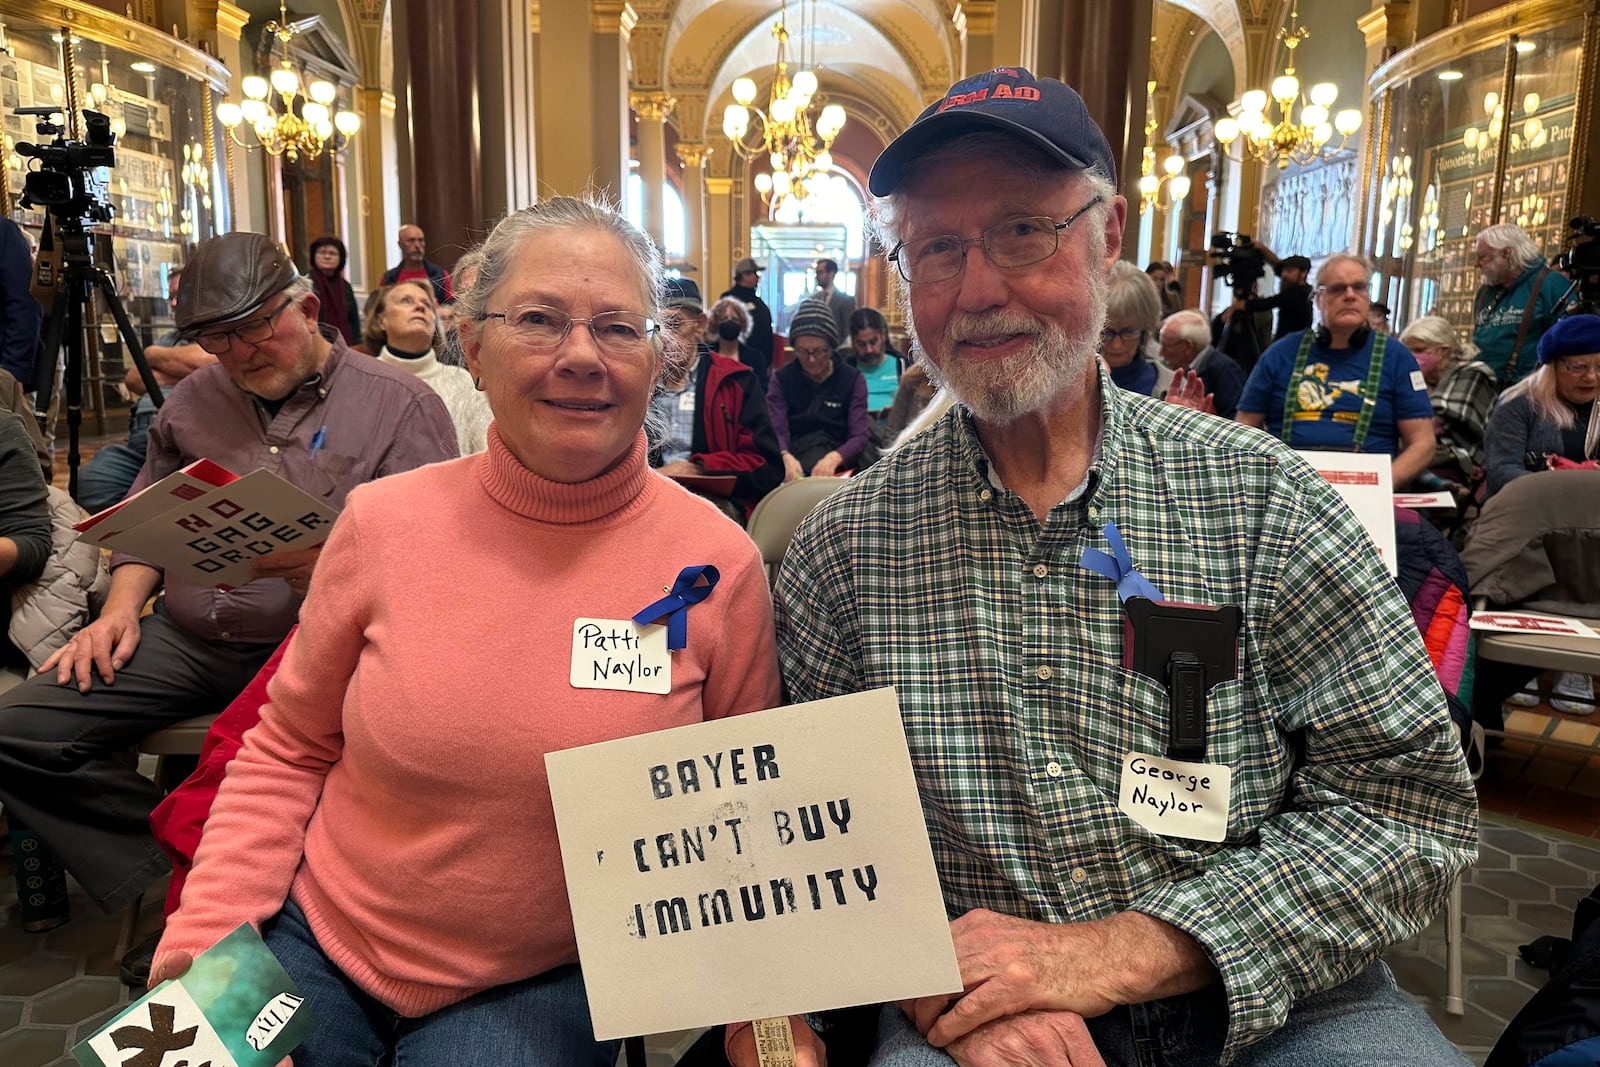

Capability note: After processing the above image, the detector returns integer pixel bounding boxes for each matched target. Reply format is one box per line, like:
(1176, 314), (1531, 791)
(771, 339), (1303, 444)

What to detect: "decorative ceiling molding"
(1157, 0), (1247, 92)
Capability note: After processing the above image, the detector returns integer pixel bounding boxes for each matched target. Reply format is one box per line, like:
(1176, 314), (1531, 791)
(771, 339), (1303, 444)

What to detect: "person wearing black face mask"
(707, 295), (771, 389)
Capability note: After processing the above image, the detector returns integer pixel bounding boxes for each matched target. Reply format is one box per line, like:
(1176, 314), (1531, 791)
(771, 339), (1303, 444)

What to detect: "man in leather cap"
(0, 232), (457, 945)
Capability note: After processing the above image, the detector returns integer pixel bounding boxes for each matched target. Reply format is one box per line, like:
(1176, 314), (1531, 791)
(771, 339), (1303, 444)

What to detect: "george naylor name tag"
(571, 618), (672, 694)
(1117, 752), (1231, 842)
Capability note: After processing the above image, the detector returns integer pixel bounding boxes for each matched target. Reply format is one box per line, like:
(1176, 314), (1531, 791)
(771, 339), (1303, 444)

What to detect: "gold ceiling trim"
(0, 0), (231, 90)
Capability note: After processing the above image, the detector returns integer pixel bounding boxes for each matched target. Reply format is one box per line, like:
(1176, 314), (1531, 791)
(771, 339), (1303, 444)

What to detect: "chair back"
(746, 477), (852, 583)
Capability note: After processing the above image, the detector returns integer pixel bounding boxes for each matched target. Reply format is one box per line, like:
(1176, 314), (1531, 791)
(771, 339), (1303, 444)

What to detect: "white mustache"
(947, 311), (1044, 345)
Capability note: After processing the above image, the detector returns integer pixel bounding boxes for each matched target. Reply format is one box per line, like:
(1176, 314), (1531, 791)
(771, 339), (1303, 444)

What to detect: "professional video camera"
(1209, 232), (1267, 299)
(1554, 215), (1600, 316)
(15, 107), (115, 227)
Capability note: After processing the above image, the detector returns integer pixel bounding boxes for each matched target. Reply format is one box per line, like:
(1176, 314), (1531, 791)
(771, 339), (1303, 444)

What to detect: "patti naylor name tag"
(571, 618), (672, 694)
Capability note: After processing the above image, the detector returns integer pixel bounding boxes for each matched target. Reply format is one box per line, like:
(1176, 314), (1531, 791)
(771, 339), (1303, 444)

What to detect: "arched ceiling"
(1158, 0), (1247, 91)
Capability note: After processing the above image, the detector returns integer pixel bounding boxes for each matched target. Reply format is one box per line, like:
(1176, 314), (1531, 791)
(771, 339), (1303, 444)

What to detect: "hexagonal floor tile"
(0, 952), (77, 997)
(29, 976), (123, 1026)
(0, 1026), (67, 1067)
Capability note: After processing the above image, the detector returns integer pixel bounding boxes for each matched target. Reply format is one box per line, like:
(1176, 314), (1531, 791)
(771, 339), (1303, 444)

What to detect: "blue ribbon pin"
(632, 565), (721, 650)
(1079, 521), (1164, 603)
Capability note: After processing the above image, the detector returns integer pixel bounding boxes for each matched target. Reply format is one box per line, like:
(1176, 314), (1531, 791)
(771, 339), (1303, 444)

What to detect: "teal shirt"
(1473, 260), (1568, 385)
(774, 366), (1478, 1060)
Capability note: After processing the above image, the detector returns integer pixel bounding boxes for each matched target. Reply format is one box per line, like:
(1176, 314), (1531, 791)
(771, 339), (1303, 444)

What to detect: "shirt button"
(979, 489), (992, 502)
(1035, 665), (1053, 681)
(1070, 867), (1088, 885)
(1032, 562), (1049, 579)
(269, 445), (280, 454)
(1045, 760), (1063, 777)
(220, 631), (230, 639)
(318, 387), (328, 397)
(1087, 505), (1100, 521)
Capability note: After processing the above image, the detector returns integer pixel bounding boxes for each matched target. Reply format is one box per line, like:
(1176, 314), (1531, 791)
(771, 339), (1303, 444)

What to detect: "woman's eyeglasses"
(477, 304), (658, 353)
(1099, 327), (1144, 345)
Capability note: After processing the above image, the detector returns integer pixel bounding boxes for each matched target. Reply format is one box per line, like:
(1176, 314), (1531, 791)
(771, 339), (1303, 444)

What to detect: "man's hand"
(41, 608), (144, 691)
(946, 1010), (1107, 1067)
(725, 1016), (826, 1067)
(810, 451), (844, 477)
(782, 452), (805, 483)
(249, 545), (324, 597)
(657, 460), (704, 477)
(150, 950), (292, 1067)
(1165, 368), (1216, 414)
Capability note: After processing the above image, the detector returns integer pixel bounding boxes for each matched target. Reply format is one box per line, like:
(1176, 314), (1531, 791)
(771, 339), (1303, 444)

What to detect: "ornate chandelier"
(1212, 0), (1361, 170)
(1137, 82), (1189, 215)
(722, 0), (846, 208)
(215, 2), (360, 163)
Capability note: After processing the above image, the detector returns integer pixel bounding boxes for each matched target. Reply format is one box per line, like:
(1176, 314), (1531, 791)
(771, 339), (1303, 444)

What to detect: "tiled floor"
(0, 813), (1588, 1067)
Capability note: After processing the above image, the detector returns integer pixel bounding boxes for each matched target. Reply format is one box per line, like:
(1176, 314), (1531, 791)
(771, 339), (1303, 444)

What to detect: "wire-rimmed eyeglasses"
(887, 195), (1105, 285)
(476, 304), (659, 354)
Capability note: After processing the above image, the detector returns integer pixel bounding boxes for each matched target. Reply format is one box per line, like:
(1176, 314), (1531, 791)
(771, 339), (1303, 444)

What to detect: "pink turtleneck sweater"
(157, 427), (782, 1017)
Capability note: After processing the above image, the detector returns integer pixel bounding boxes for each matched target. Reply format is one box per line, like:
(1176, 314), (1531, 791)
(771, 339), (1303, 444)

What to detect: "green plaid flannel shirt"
(773, 369), (1478, 1061)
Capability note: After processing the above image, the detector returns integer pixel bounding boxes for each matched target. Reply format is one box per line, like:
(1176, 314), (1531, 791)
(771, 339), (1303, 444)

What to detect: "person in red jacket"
(651, 278), (783, 521)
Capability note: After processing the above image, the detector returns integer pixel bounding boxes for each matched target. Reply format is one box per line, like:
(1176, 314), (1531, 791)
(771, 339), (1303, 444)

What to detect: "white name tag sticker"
(1117, 752), (1231, 842)
(677, 391), (696, 412)
(571, 618), (672, 694)
(1410, 369), (1427, 391)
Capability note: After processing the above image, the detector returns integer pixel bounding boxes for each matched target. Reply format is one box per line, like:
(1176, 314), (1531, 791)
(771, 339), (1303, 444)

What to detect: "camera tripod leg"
(30, 285), (70, 439)
(93, 269), (165, 408)
(61, 294), (84, 502)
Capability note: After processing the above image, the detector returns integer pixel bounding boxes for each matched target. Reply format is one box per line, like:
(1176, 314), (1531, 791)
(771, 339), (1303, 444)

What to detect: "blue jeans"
(263, 900), (619, 1067)
(868, 961), (1467, 1067)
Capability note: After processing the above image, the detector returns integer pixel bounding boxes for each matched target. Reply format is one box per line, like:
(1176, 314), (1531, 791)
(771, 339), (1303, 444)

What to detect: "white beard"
(912, 268), (1109, 425)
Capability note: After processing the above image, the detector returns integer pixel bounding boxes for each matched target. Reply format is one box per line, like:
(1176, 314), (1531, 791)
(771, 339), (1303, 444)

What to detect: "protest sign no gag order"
(546, 687), (962, 1039)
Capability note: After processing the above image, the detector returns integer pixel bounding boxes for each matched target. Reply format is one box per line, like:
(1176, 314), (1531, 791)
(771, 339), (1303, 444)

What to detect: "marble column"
(402, 0), (482, 271)
(676, 142), (708, 283)
(705, 176), (734, 302)
(536, 1), (633, 201)
(631, 91), (675, 248)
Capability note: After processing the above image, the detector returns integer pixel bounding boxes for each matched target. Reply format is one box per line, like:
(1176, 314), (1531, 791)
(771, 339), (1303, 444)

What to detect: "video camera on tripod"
(14, 106), (164, 496)
(1553, 215), (1600, 316)
(1209, 232), (1267, 299)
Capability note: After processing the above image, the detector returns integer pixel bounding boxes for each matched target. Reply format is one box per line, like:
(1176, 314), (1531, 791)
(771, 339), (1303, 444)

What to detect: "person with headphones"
(1235, 253), (1437, 487)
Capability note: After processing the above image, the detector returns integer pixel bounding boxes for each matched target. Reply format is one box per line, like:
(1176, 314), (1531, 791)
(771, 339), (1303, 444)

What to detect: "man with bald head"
(1158, 309), (1246, 418)
(381, 223), (454, 304)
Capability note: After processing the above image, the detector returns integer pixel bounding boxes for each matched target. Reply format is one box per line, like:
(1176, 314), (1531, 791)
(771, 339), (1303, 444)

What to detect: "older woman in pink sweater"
(151, 199), (782, 1066)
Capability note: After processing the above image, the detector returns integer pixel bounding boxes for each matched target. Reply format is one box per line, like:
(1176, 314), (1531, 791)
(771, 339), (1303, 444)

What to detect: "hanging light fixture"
(1212, 0), (1361, 170)
(214, 1), (360, 163)
(723, 0), (846, 209)
(1137, 81), (1189, 215)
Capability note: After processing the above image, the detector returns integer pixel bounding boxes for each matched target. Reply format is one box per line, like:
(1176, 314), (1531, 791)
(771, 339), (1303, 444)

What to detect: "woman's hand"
(782, 452), (805, 483)
(810, 451), (844, 477)
(151, 949), (293, 1067)
(726, 1017), (826, 1067)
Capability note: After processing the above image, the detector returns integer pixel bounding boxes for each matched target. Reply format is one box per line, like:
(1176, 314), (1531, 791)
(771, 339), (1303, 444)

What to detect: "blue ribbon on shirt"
(1079, 521), (1164, 603)
(632, 565), (720, 650)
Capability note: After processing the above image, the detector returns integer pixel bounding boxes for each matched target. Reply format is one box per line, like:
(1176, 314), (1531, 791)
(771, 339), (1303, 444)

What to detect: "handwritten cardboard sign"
(546, 687), (962, 1039)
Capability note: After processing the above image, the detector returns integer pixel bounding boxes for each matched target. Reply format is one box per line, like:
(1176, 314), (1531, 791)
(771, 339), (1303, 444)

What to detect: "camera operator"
(1236, 248), (1313, 341)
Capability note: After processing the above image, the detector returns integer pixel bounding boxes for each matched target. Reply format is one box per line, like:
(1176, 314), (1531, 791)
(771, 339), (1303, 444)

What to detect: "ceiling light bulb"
(1309, 83), (1338, 108)
(334, 110), (361, 136)
(309, 80), (337, 105)
(732, 78), (757, 107)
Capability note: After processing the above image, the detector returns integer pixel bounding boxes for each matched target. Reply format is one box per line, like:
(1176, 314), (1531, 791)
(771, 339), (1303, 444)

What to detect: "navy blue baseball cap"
(868, 67), (1117, 196)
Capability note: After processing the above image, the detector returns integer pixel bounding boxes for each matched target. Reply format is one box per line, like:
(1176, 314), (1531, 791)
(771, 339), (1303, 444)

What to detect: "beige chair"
(113, 713), (219, 961)
(745, 477), (853, 585)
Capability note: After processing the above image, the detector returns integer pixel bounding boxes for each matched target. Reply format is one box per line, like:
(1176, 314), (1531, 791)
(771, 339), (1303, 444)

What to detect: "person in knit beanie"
(767, 297), (870, 479)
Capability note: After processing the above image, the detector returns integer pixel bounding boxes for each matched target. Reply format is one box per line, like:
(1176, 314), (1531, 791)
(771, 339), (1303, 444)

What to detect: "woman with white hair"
(1399, 314), (1497, 483)
(1473, 222), (1567, 386)
(1100, 259), (1172, 398)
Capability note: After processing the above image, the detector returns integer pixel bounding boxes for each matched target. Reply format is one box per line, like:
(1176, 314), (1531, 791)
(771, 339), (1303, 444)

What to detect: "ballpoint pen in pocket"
(310, 425), (327, 461)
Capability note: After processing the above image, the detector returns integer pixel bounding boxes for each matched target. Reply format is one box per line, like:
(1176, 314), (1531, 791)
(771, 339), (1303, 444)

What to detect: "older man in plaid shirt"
(738, 68), (1478, 1067)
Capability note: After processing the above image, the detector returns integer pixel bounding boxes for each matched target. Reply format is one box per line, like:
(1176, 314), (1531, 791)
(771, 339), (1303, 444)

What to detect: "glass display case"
(1363, 2), (1595, 332)
(0, 1), (231, 431)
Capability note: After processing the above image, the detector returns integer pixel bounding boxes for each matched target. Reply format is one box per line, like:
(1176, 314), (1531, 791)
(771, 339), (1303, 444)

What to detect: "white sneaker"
(1551, 672), (1597, 715)
(1504, 690), (1542, 707)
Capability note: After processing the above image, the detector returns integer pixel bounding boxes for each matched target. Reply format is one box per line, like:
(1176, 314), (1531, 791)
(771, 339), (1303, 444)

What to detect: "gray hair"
(454, 195), (663, 332)
(1106, 260), (1162, 334)
(1399, 314), (1478, 375)
(708, 294), (752, 341)
(1314, 253), (1373, 288)
(283, 274), (315, 303)
(869, 130), (1117, 250)
(1476, 223), (1544, 272)
(1161, 309), (1210, 350)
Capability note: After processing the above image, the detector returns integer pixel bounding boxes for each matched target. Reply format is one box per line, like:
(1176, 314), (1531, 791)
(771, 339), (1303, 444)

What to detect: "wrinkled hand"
(40, 608), (143, 691)
(1165, 368), (1215, 414)
(905, 910), (1119, 1048)
(810, 451), (843, 477)
(725, 1017), (827, 1067)
(657, 460), (704, 476)
(782, 452), (805, 483)
(249, 545), (324, 597)
(151, 949), (292, 1067)
(946, 1010), (1107, 1067)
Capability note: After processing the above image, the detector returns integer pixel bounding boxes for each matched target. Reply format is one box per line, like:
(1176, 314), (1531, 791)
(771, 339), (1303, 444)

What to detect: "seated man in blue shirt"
(1237, 253), (1436, 487)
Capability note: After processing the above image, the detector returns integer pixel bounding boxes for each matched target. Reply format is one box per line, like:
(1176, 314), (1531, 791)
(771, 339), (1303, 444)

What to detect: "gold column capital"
(630, 91), (676, 121)
(705, 177), (735, 196)
(215, 1), (251, 43)
(676, 142), (710, 168)
(955, 2), (996, 37)
(593, 2), (638, 37)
